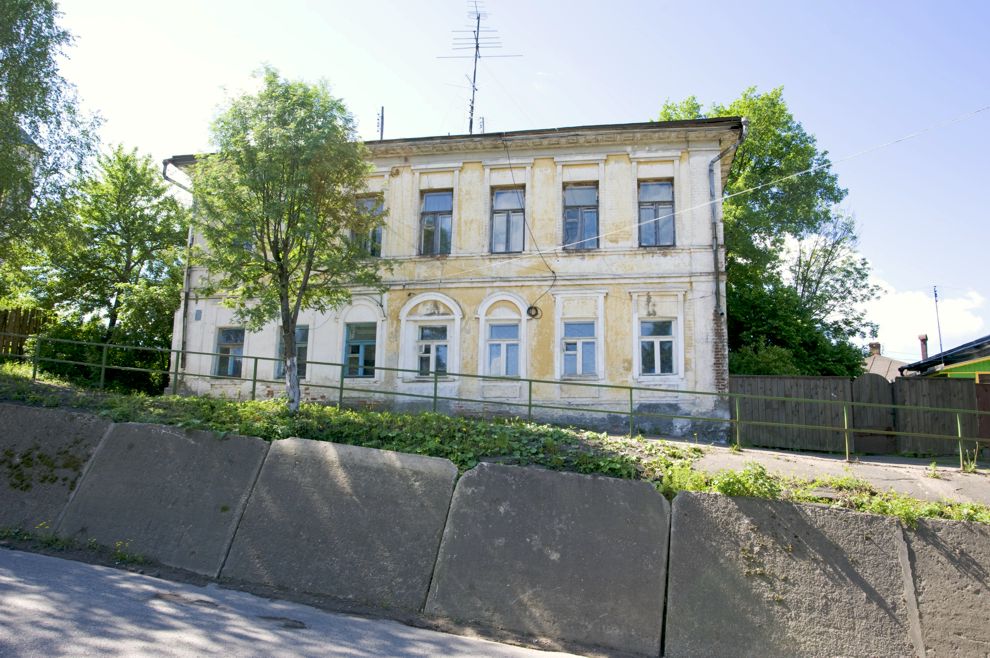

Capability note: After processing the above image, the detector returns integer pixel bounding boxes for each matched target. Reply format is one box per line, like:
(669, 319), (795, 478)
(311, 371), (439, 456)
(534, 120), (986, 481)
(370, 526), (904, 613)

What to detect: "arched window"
(477, 293), (529, 378)
(399, 293), (462, 380)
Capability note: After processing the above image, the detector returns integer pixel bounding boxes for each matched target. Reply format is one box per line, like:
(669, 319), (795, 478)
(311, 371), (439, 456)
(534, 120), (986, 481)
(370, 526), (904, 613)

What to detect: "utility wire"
(398, 102), (990, 284)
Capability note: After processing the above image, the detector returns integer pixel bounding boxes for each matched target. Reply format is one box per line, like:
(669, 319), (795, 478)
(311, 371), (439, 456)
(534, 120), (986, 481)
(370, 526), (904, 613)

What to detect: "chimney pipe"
(918, 334), (929, 360)
(868, 342), (881, 356)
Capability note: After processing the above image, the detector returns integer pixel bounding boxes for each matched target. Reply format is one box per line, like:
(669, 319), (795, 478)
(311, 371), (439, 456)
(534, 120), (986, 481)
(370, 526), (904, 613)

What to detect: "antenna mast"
(438, 1), (520, 134)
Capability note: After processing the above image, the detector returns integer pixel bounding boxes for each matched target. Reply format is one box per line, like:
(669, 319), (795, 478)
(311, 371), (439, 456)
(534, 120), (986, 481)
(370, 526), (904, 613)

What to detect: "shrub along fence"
(2, 331), (988, 464)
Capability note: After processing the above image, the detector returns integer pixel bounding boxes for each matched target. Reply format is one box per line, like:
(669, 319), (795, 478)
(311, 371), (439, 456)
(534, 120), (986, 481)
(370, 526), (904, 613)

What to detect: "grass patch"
(0, 361), (701, 482)
(2, 363), (988, 527)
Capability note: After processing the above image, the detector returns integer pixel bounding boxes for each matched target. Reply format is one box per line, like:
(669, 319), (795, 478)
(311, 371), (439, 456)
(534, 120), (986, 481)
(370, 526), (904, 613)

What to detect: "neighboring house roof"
(899, 333), (990, 377)
(864, 354), (907, 382)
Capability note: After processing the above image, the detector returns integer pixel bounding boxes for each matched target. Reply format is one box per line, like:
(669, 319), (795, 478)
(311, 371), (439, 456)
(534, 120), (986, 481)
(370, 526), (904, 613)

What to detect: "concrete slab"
(665, 492), (915, 658)
(221, 438), (457, 613)
(56, 423), (268, 577)
(906, 518), (990, 655)
(425, 463), (669, 657)
(0, 403), (110, 530)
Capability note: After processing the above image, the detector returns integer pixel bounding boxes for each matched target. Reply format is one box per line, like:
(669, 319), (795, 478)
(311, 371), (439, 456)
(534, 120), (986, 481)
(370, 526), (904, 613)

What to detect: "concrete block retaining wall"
(0, 401), (988, 656)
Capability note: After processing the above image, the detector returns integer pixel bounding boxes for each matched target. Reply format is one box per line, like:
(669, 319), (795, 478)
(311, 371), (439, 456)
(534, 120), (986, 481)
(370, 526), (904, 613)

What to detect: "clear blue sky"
(58, 0), (990, 362)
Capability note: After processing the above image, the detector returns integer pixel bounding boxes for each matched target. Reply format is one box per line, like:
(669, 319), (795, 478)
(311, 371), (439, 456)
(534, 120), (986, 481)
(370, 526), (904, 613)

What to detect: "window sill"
(402, 376), (457, 383)
(638, 244), (676, 249)
(635, 374), (684, 385)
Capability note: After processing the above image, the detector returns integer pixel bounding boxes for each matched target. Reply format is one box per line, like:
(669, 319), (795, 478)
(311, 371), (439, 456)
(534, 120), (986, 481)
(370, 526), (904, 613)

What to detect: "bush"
(29, 320), (170, 394)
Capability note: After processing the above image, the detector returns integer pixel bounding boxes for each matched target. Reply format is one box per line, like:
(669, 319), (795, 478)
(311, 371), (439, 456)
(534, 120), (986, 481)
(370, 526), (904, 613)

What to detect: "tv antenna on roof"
(438, 0), (521, 135)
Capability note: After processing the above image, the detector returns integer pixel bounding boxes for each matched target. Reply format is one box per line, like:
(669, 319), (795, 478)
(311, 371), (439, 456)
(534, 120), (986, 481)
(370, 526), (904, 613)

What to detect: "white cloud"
(864, 278), (986, 362)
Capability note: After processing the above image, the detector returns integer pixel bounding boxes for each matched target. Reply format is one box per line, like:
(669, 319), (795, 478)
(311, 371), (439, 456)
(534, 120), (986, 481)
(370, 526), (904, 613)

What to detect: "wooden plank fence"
(0, 308), (48, 356)
(730, 374), (983, 456)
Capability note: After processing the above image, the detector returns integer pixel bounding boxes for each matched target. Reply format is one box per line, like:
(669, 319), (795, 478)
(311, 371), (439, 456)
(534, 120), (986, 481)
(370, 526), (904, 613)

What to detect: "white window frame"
(638, 319), (676, 376)
(476, 292), (529, 380)
(562, 321), (597, 377)
(399, 293), (462, 382)
(630, 290), (685, 383)
(416, 325), (449, 376)
(552, 291), (606, 381)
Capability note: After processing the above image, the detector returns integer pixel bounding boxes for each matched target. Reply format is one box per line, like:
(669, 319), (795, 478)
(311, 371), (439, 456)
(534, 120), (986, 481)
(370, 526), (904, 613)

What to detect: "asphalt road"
(0, 549), (578, 658)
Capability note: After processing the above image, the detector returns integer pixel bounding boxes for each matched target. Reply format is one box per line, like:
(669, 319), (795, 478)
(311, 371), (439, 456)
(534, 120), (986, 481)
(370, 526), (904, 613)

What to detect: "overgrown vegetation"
(1, 362), (987, 527)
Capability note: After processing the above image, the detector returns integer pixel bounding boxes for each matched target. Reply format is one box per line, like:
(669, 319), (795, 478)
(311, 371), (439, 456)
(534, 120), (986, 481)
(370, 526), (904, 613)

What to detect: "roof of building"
(899, 333), (990, 376)
(165, 117), (745, 177)
(864, 353), (907, 382)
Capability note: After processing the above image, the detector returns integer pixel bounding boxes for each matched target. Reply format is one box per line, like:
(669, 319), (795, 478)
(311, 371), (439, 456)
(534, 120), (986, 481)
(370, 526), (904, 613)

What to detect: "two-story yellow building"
(167, 117), (745, 435)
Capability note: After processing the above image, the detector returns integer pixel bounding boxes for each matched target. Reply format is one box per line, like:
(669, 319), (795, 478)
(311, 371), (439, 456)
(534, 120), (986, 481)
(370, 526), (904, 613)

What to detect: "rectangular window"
(562, 321), (596, 376)
(639, 181), (675, 247)
(355, 197), (383, 257)
(486, 323), (520, 377)
(491, 188), (525, 253)
(640, 320), (675, 375)
(563, 184), (599, 250)
(215, 328), (245, 378)
(420, 191), (453, 256)
(275, 325), (309, 379)
(417, 325), (448, 376)
(345, 322), (377, 378)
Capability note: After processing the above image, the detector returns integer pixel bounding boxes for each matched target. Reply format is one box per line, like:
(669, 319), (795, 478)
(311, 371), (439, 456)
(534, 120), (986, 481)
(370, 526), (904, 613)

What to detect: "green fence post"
(250, 357), (258, 401)
(734, 397), (741, 448)
(527, 379), (533, 422)
(99, 343), (109, 389)
(843, 403), (851, 463)
(957, 412), (964, 471)
(31, 337), (42, 380)
(170, 350), (180, 395)
(432, 368), (439, 413)
(628, 387), (635, 437)
(338, 363), (345, 408)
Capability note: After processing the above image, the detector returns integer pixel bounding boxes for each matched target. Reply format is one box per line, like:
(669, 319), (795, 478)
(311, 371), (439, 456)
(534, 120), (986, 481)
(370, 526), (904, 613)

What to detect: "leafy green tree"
(43, 146), (188, 343)
(191, 67), (385, 412)
(659, 87), (873, 376)
(33, 146), (188, 392)
(0, 0), (98, 266)
(788, 212), (882, 340)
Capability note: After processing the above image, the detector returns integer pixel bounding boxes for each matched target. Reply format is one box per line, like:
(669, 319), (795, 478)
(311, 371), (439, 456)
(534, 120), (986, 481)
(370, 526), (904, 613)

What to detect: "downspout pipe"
(707, 118), (748, 317)
(162, 158), (195, 382)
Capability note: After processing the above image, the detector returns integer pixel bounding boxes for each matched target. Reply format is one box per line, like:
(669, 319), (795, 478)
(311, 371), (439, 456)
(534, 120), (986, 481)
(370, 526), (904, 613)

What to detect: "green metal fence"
(3, 331), (987, 469)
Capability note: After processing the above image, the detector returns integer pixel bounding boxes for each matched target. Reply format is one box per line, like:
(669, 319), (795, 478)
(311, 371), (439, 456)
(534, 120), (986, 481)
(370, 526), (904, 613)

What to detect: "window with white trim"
(563, 184), (598, 250)
(344, 323), (376, 378)
(417, 325), (448, 376)
(562, 321), (596, 376)
(420, 191), (452, 256)
(639, 320), (675, 375)
(486, 323), (520, 377)
(215, 328), (245, 377)
(491, 188), (524, 253)
(638, 181), (674, 247)
(275, 325), (309, 379)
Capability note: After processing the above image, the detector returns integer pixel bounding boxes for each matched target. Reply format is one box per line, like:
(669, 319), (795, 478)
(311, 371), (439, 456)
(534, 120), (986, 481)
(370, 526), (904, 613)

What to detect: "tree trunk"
(281, 324), (300, 413)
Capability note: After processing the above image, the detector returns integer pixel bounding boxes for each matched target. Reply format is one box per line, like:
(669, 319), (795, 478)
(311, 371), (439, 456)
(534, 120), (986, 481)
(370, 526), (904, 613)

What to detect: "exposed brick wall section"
(712, 308), (728, 394)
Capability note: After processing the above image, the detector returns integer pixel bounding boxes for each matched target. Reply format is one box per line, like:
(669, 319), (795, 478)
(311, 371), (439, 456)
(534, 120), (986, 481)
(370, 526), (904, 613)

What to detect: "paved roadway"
(0, 549), (577, 658)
